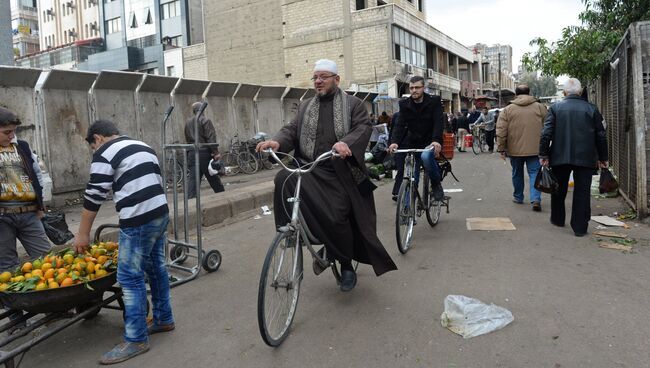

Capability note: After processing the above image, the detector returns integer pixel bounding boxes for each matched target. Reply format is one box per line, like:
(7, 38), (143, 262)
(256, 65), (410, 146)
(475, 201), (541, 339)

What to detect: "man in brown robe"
(257, 59), (397, 291)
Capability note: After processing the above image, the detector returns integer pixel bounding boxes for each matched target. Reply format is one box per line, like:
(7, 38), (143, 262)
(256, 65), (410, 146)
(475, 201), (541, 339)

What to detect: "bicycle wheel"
(259, 151), (274, 170)
(164, 158), (184, 189)
(481, 133), (489, 153)
(258, 231), (302, 347)
(238, 151), (259, 174)
(221, 152), (240, 176)
(422, 175), (441, 226)
(472, 133), (481, 155)
(395, 180), (415, 254)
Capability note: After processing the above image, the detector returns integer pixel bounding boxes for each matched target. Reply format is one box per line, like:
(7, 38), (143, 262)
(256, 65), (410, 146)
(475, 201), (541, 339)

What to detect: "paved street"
(20, 151), (650, 367)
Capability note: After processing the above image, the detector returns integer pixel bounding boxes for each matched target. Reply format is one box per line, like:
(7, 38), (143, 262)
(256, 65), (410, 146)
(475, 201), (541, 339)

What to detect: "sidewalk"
(52, 168), (279, 245)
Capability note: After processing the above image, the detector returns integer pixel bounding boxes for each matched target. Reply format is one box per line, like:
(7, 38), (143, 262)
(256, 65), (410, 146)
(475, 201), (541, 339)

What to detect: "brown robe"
(273, 90), (397, 276)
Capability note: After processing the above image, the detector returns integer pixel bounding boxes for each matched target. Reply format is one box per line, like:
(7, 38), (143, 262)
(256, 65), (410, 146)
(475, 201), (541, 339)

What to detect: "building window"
(144, 8), (152, 24)
(129, 12), (138, 28)
(166, 66), (175, 76)
(393, 26), (426, 69)
(105, 17), (121, 34)
(160, 0), (181, 20)
(163, 35), (182, 47)
(355, 0), (365, 10)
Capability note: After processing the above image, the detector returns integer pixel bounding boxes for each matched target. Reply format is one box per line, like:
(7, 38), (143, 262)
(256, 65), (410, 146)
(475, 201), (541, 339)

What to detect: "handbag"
(599, 168), (619, 194)
(534, 166), (559, 194)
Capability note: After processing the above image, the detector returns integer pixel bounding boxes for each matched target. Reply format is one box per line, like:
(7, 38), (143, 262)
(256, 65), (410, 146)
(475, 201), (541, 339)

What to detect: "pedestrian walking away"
(256, 59), (397, 292)
(0, 107), (51, 273)
(184, 101), (224, 199)
(455, 111), (470, 152)
(496, 84), (548, 211)
(539, 78), (608, 237)
(388, 76), (445, 203)
(73, 119), (175, 364)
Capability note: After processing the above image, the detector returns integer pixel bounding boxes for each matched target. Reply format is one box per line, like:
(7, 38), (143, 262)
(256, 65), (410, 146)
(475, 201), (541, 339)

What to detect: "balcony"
(392, 60), (460, 93)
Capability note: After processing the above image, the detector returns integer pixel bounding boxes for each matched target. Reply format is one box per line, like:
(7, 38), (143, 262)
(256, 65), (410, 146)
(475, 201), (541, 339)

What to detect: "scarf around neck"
(299, 87), (350, 160)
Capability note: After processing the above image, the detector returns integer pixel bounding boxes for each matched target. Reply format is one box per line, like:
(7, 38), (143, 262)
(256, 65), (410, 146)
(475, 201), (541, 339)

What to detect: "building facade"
(470, 43), (516, 104)
(198, 0), (476, 112)
(11, 0), (41, 58)
(16, 0), (201, 74)
(1, 2), (14, 65)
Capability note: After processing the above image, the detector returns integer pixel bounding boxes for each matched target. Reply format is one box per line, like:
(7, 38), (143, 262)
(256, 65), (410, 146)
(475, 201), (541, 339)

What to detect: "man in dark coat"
(539, 78), (608, 237)
(184, 102), (224, 199)
(256, 59), (397, 291)
(456, 111), (470, 152)
(388, 76), (445, 201)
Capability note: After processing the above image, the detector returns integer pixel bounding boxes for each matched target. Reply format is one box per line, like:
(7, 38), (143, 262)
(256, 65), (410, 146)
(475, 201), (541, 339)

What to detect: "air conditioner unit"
(69, 30), (77, 38)
(66, 1), (74, 8)
(90, 23), (97, 31)
(46, 8), (54, 15)
(405, 64), (414, 74)
(88, 0), (97, 4)
(427, 68), (434, 78)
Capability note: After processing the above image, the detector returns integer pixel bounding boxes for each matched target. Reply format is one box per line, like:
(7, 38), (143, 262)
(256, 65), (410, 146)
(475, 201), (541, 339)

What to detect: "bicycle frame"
(394, 148), (432, 210)
(266, 149), (339, 272)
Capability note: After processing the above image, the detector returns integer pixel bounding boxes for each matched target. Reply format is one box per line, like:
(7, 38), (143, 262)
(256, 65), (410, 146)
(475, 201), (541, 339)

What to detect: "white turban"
(313, 59), (338, 74)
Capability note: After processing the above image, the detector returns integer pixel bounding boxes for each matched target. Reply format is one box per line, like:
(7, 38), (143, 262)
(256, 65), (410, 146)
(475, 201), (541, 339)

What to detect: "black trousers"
(550, 165), (594, 235)
(187, 150), (224, 199)
(485, 129), (495, 152)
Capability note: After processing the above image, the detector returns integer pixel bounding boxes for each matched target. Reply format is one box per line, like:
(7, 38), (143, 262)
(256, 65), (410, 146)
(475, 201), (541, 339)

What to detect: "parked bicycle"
(393, 148), (457, 254)
(257, 149), (347, 347)
(164, 144), (190, 190)
(471, 123), (489, 154)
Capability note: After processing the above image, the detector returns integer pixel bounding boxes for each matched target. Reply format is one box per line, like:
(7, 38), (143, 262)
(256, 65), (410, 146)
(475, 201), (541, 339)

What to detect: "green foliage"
(517, 72), (558, 97)
(522, 0), (650, 82)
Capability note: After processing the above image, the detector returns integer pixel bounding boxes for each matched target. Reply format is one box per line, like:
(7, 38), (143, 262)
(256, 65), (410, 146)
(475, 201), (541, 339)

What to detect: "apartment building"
(1, 2), (14, 65)
(16, 0), (202, 74)
(196, 0), (476, 111)
(11, 0), (41, 57)
(470, 43), (516, 101)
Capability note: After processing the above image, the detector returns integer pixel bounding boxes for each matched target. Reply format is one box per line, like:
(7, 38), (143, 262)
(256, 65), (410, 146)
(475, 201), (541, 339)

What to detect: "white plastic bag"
(440, 295), (514, 338)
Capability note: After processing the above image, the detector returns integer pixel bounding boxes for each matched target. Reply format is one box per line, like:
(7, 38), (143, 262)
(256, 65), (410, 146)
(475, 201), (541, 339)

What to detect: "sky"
(424, 0), (585, 73)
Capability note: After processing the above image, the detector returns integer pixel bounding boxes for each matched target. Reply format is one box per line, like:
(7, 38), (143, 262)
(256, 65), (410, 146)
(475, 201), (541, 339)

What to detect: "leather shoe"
(340, 269), (357, 292)
(532, 201), (541, 212)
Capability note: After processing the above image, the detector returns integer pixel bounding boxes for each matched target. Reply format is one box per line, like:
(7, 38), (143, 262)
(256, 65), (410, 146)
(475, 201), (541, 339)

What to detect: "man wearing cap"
(0, 107), (51, 272)
(184, 101), (224, 199)
(257, 59), (397, 291)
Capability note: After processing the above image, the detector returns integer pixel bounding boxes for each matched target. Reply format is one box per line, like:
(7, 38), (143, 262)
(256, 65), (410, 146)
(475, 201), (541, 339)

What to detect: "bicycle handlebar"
(392, 148), (434, 154)
(266, 149), (339, 174)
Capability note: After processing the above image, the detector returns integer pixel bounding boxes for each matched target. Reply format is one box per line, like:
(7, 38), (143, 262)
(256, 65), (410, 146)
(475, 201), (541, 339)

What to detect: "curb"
(93, 181), (275, 242)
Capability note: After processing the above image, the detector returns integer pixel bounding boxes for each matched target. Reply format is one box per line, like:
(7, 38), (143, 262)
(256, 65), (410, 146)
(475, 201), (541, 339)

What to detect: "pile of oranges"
(0, 241), (118, 293)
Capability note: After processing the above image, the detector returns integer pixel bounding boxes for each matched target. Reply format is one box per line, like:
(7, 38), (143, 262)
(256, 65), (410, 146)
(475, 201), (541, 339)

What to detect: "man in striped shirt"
(73, 120), (174, 365)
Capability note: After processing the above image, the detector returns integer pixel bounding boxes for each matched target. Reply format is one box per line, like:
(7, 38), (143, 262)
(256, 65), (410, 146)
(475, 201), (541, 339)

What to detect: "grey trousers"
(0, 212), (51, 272)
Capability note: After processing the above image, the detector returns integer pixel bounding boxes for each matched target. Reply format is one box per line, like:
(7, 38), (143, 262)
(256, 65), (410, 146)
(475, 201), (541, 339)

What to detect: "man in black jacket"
(539, 78), (608, 237)
(185, 101), (224, 199)
(388, 76), (444, 201)
(0, 107), (51, 272)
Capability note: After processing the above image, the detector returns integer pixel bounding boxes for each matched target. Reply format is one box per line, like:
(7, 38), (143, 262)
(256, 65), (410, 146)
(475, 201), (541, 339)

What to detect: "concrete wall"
(256, 86), (286, 136)
(0, 68), (41, 150)
(41, 69), (97, 193)
(0, 67), (324, 202)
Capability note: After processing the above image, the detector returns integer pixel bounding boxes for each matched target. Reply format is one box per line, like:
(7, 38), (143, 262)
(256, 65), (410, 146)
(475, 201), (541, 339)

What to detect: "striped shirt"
(83, 136), (168, 228)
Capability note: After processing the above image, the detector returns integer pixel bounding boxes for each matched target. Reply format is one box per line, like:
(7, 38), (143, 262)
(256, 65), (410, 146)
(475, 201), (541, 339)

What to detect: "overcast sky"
(424, 0), (585, 72)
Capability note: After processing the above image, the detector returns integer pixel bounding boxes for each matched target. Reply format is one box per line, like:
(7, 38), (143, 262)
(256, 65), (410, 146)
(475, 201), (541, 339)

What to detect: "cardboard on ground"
(591, 216), (626, 227)
(466, 217), (516, 231)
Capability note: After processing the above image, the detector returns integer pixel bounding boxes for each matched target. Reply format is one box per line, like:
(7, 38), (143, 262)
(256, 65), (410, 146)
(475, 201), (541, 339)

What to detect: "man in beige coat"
(496, 84), (548, 211)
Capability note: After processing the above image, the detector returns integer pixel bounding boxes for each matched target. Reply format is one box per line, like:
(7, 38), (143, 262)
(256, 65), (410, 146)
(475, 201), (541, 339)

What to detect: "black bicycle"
(393, 149), (456, 254)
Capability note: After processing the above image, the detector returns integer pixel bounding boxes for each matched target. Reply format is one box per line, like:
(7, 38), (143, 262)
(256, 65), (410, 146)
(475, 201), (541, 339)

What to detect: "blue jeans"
(510, 156), (541, 203)
(118, 214), (174, 343)
(391, 151), (442, 195)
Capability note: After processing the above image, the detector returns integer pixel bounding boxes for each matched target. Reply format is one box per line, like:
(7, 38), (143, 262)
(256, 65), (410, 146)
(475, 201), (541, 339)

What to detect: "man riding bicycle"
(256, 59), (396, 292)
(388, 76), (445, 201)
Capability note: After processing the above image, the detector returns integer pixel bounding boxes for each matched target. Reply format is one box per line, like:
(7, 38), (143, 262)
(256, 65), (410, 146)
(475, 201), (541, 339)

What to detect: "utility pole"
(498, 51), (502, 107)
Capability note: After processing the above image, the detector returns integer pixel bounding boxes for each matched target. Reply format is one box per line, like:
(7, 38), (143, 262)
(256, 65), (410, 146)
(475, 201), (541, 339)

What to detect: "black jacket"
(456, 115), (470, 131)
(390, 94), (444, 148)
(16, 140), (45, 211)
(539, 95), (608, 168)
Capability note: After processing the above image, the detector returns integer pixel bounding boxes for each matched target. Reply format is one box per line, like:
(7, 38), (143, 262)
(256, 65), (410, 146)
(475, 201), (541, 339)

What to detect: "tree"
(517, 72), (558, 98)
(522, 0), (650, 82)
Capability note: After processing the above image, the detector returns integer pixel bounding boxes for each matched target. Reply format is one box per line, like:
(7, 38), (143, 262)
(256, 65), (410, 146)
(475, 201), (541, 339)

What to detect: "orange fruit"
(35, 282), (48, 291)
(21, 262), (32, 273)
(97, 255), (108, 265)
(32, 259), (43, 270)
(44, 269), (55, 280)
(31, 269), (43, 278)
(48, 281), (59, 289)
(55, 273), (67, 284)
(24, 273), (33, 279)
(95, 269), (108, 278)
(63, 254), (74, 265)
(86, 262), (96, 274)
(60, 278), (73, 287)
(57, 268), (67, 275)
(0, 272), (11, 283)
(55, 258), (64, 268)
(41, 263), (53, 272)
